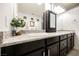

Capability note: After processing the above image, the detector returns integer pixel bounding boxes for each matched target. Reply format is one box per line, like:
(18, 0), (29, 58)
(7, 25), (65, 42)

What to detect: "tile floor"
(67, 49), (79, 56)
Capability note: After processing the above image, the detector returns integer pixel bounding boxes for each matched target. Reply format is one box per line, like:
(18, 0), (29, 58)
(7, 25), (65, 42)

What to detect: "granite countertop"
(0, 31), (74, 48)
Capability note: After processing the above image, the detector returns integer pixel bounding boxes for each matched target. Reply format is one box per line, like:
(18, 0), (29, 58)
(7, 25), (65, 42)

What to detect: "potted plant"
(10, 17), (26, 36)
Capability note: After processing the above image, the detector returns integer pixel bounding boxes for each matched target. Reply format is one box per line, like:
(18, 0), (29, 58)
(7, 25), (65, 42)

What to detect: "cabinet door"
(1, 39), (45, 56)
(70, 37), (74, 49)
(60, 48), (67, 56)
(1, 46), (15, 56)
(47, 43), (59, 56)
(60, 40), (67, 50)
(72, 37), (74, 48)
(68, 37), (74, 51)
(68, 37), (70, 51)
(26, 49), (45, 56)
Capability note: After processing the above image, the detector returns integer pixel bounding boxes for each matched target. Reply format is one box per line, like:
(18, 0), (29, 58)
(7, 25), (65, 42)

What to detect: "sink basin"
(26, 33), (48, 36)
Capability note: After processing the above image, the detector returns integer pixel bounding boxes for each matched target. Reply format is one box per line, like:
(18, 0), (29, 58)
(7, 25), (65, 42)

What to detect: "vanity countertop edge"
(0, 31), (75, 48)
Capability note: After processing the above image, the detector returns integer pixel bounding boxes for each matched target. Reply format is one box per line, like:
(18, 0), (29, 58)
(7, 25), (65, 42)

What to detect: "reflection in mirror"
(17, 3), (45, 31)
(23, 16), (27, 19)
(50, 13), (55, 28)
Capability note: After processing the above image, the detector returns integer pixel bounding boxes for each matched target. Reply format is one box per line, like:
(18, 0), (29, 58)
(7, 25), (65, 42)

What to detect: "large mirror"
(17, 3), (45, 31)
(17, 3), (56, 32)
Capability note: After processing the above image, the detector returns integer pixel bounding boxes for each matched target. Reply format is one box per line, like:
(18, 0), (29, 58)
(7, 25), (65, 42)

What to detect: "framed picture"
(37, 19), (39, 21)
(23, 16), (27, 19)
(31, 18), (34, 20)
(30, 21), (35, 27)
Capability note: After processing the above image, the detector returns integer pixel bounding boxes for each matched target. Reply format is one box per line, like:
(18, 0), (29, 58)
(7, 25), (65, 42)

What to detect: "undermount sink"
(26, 33), (48, 36)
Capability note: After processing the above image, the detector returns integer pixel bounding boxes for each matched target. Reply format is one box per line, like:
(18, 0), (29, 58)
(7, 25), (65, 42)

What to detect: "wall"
(18, 12), (43, 30)
(57, 6), (79, 50)
(0, 3), (17, 31)
(0, 3), (17, 52)
(57, 14), (63, 30)
(17, 3), (45, 17)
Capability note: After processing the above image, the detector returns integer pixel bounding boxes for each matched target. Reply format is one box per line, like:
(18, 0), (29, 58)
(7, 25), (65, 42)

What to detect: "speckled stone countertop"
(0, 31), (74, 48)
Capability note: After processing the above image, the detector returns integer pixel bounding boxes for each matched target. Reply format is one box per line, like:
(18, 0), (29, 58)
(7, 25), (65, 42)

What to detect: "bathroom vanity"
(0, 31), (74, 56)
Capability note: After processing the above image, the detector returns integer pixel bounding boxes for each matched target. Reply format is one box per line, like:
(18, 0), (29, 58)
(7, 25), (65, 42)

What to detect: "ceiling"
(54, 3), (79, 11)
(17, 3), (79, 16)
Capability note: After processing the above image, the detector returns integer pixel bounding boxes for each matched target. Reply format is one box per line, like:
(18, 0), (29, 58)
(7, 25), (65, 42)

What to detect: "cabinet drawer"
(47, 37), (59, 45)
(60, 48), (67, 56)
(60, 40), (67, 50)
(1, 39), (45, 56)
(60, 35), (67, 40)
(68, 34), (72, 37)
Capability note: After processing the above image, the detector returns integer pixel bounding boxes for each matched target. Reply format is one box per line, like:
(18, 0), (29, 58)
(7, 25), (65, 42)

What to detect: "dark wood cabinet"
(59, 36), (68, 56)
(60, 40), (67, 50)
(46, 37), (59, 45)
(70, 37), (74, 49)
(46, 36), (59, 56)
(25, 49), (45, 56)
(47, 43), (59, 56)
(67, 33), (74, 52)
(60, 48), (67, 56)
(68, 37), (71, 51)
(1, 33), (74, 56)
(1, 45), (14, 56)
(60, 35), (67, 40)
(1, 39), (45, 56)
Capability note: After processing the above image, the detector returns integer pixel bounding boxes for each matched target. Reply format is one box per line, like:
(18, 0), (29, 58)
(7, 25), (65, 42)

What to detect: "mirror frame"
(43, 10), (56, 32)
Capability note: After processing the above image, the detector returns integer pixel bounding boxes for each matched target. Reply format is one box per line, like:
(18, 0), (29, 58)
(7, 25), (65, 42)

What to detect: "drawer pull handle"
(43, 51), (45, 56)
(48, 49), (50, 56)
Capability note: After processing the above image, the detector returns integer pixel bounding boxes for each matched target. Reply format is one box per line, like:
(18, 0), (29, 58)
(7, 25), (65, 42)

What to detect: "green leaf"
(10, 17), (26, 28)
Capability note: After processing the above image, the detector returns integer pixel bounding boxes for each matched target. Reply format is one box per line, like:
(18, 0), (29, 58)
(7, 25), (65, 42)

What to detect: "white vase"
(16, 27), (22, 32)
(11, 27), (16, 36)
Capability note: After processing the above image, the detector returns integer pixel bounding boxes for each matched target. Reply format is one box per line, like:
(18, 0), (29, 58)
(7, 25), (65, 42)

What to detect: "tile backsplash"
(3, 31), (11, 39)
(0, 32), (3, 44)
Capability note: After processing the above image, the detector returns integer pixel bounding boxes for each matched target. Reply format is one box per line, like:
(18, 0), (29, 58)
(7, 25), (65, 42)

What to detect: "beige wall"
(0, 3), (17, 31)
